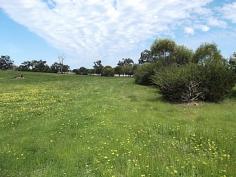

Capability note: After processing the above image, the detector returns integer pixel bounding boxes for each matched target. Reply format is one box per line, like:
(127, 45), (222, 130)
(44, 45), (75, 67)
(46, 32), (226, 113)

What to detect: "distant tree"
(18, 60), (50, 72)
(114, 66), (123, 76)
(93, 60), (103, 74)
(88, 69), (95, 75)
(73, 67), (88, 75)
(50, 62), (61, 73)
(0, 55), (13, 70)
(61, 64), (70, 73)
(32, 60), (50, 72)
(123, 64), (133, 77)
(193, 43), (222, 64)
(50, 62), (69, 73)
(18, 61), (32, 71)
(101, 66), (114, 77)
(118, 58), (134, 66)
(139, 50), (154, 64)
(117, 58), (134, 76)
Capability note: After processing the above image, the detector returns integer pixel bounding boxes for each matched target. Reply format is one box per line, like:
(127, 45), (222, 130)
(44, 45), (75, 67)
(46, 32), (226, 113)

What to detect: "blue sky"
(0, 0), (236, 68)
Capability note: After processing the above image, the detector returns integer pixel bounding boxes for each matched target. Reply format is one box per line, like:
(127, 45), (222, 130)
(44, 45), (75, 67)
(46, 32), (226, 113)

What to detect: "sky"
(0, 0), (236, 68)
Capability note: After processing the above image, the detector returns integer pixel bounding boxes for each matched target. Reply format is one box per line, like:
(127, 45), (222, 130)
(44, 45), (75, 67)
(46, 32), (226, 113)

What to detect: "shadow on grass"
(148, 90), (236, 105)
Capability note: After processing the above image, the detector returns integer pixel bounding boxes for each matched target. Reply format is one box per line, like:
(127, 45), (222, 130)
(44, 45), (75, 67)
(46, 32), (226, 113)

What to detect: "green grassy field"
(0, 71), (235, 177)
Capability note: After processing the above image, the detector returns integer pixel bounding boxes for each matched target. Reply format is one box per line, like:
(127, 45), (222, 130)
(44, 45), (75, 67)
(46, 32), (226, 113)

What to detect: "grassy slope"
(0, 71), (235, 177)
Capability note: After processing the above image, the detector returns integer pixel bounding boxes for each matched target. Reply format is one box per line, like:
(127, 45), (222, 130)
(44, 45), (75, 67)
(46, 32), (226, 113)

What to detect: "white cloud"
(184, 27), (195, 35)
(198, 25), (210, 32)
(221, 2), (236, 23)
(0, 0), (228, 66)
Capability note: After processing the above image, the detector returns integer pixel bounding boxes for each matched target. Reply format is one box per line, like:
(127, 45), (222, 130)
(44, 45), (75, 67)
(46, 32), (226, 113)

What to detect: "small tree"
(18, 61), (32, 71)
(114, 66), (123, 76)
(139, 50), (154, 64)
(50, 62), (69, 73)
(151, 39), (177, 65)
(0, 55), (13, 70)
(74, 67), (88, 75)
(101, 66), (114, 77)
(193, 43), (222, 64)
(93, 60), (103, 75)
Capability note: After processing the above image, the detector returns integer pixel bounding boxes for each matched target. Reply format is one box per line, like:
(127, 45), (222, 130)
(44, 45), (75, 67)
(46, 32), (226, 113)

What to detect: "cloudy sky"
(0, 0), (236, 68)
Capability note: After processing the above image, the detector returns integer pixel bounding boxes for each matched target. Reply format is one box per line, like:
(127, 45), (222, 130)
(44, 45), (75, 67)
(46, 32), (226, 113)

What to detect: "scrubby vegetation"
(134, 39), (236, 103)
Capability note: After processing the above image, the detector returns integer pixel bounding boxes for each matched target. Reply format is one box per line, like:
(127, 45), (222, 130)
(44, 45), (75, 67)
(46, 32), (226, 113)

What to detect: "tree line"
(0, 56), (138, 77)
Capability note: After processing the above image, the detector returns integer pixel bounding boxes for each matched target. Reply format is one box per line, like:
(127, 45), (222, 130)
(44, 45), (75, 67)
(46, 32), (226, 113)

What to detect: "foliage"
(139, 50), (154, 64)
(152, 61), (235, 102)
(200, 61), (235, 102)
(114, 66), (123, 76)
(101, 66), (114, 77)
(116, 58), (135, 76)
(118, 58), (134, 66)
(193, 43), (222, 64)
(152, 64), (204, 102)
(229, 52), (236, 73)
(175, 45), (193, 65)
(134, 63), (158, 85)
(0, 55), (13, 70)
(151, 39), (177, 64)
(18, 60), (50, 72)
(73, 67), (89, 75)
(93, 60), (103, 74)
(50, 62), (70, 73)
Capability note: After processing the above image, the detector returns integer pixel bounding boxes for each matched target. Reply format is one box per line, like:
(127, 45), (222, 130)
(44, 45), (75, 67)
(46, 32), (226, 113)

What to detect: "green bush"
(152, 62), (235, 102)
(152, 64), (204, 102)
(134, 63), (158, 85)
(200, 62), (235, 102)
(101, 66), (114, 77)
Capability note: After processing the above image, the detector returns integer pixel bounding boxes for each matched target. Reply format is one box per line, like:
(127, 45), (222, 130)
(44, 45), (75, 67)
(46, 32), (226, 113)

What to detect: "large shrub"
(152, 64), (204, 102)
(152, 62), (235, 103)
(200, 62), (235, 102)
(134, 63), (158, 85)
(101, 66), (114, 77)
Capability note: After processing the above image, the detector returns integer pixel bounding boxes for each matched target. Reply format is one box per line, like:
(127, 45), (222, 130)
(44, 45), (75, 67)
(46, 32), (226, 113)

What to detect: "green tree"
(101, 66), (114, 77)
(74, 67), (88, 75)
(193, 43), (222, 64)
(139, 50), (154, 64)
(0, 55), (13, 70)
(114, 66), (123, 76)
(93, 60), (103, 74)
(50, 62), (69, 73)
(18, 61), (32, 71)
(151, 39), (177, 65)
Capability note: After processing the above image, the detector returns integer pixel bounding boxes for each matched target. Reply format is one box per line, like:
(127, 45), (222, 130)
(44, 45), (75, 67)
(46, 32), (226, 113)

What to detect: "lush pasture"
(0, 71), (235, 177)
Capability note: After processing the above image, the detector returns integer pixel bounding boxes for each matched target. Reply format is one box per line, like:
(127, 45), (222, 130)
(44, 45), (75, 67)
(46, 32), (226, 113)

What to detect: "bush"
(74, 67), (88, 75)
(152, 62), (235, 102)
(134, 63), (158, 85)
(101, 66), (114, 77)
(152, 64), (204, 102)
(200, 62), (235, 102)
